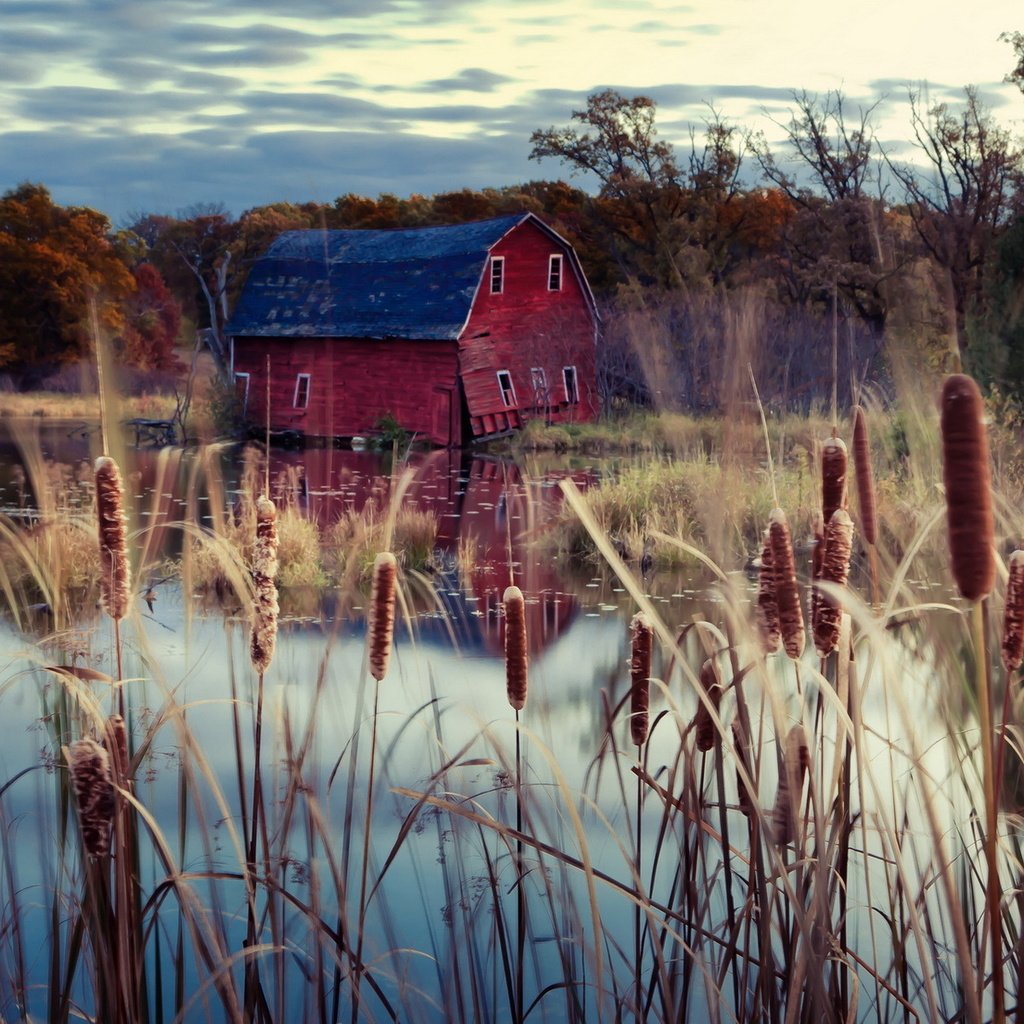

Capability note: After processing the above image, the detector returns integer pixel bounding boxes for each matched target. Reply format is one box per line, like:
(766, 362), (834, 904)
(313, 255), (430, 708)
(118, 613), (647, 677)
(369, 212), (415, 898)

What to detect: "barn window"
(490, 256), (505, 295)
(234, 372), (251, 413)
(496, 370), (516, 407)
(293, 373), (311, 409)
(563, 365), (579, 404)
(548, 254), (563, 291)
(530, 367), (548, 396)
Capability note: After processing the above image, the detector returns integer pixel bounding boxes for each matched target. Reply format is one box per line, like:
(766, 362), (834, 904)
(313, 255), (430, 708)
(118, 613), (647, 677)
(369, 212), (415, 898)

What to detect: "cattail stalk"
(503, 583), (529, 1023)
(368, 552), (398, 682)
(771, 724), (810, 846)
(629, 612), (653, 746)
(504, 586), (528, 710)
(66, 738), (115, 858)
(756, 531), (781, 654)
(249, 496), (279, 676)
(941, 374), (1001, 1018)
(769, 510), (804, 660)
(813, 510), (854, 657)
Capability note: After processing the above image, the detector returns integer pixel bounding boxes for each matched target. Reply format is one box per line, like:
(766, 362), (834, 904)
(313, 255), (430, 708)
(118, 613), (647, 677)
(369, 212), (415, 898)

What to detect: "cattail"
(821, 436), (848, 528)
(813, 510), (854, 656)
(940, 374), (995, 602)
(733, 721), (755, 818)
(629, 612), (653, 746)
(1002, 550), (1024, 671)
(503, 585), (528, 712)
(66, 738), (115, 857)
(504, 585), (528, 710)
(693, 656), (725, 752)
(249, 495), (279, 676)
(756, 531), (781, 654)
(852, 406), (877, 546)
(771, 724), (810, 846)
(769, 509), (804, 659)
(368, 552), (398, 682)
(95, 456), (131, 621)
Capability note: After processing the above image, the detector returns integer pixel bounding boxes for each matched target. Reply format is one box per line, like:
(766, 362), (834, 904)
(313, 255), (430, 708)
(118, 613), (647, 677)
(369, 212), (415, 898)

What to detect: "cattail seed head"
(249, 496), (279, 676)
(95, 456), (131, 621)
(813, 510), (854, 656)
(852, 406), (878, 546)
(771, 724), (810, 846)
(629, 612), (654, 746)
(504, 585), (528, 710)
(940, 374), (995, 602)
(1002, 550), (1024, 672)
(821, 436), (848, 529)
(368, 552), (398, 682)
(693, 656), (725, 752)
(66, 738), (115, 857)
(756, 531), (781, 654)
(769, 509), (804, 659)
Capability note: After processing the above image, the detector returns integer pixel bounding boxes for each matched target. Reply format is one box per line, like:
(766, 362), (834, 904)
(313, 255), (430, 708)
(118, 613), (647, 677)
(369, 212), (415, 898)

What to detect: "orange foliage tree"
(0, 183), (134, 379)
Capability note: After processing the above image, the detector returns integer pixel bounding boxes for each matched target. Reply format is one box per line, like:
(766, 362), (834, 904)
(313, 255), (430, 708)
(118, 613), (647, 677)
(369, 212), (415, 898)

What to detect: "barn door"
(431, 386), (458, 447)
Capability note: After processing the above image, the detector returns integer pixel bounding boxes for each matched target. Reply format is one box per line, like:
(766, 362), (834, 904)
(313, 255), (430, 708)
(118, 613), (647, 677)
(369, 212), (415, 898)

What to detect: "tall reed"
(503, 583), (528, 1022)
(940, 372), (1001, 1020)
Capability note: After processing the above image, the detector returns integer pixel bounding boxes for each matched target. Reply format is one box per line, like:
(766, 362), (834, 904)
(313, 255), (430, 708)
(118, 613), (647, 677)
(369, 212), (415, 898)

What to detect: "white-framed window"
(496, 370), (516, 407)
(293, 373), (311, 409)
(530, 367), (547, 394)
(548, 254), (563, 291)
(233, 372), (251, 413)
(490, 256), (505, 295)
(562, 365), (579, 404)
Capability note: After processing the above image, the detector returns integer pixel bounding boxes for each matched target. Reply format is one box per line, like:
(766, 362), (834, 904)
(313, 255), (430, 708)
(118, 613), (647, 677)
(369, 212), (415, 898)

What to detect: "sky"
(2, 0), (1023, 226)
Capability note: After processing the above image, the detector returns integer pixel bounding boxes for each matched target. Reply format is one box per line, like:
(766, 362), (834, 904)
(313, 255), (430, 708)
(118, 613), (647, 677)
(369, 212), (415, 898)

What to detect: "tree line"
(2, 43), (1023, 411)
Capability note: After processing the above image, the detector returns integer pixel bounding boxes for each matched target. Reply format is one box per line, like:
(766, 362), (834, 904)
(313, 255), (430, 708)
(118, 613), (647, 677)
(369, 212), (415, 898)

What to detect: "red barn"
(226, 213), (600, 446)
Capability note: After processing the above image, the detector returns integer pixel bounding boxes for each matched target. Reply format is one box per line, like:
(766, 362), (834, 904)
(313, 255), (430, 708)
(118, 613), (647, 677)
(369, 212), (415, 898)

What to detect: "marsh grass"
(4, 377), (1024, 1023)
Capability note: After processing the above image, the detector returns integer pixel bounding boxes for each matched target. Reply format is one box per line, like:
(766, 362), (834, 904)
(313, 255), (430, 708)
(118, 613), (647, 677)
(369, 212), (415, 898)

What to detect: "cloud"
(421, 68), (517, 93)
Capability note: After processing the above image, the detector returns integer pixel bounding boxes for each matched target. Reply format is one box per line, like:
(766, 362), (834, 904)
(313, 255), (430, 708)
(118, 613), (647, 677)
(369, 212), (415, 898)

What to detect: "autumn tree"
(130, 205), (240, 376)
(116, 263), (183, 372)
(0, 183), (134, 380)
(886, 86), (1024, 361)
(530, 90), (689, 287)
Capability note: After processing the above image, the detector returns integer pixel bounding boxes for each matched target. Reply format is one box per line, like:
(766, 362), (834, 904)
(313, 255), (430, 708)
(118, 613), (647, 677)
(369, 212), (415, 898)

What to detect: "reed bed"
(2, 382), (1024, 1024)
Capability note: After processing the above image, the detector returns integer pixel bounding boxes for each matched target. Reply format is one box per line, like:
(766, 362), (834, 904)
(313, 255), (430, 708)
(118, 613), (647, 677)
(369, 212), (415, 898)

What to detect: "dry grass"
(323, 502), (438, 581)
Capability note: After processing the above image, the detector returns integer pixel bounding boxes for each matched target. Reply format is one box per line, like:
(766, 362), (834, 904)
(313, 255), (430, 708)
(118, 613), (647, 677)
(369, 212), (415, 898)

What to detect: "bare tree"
(885, 86), (1023, 355)
(749, 89), (901, 335)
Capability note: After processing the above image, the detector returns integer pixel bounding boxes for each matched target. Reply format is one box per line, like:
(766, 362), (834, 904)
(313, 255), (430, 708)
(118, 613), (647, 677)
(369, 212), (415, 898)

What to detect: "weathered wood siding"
(460, 219), (599, 437)
(232, 337), (461, 445)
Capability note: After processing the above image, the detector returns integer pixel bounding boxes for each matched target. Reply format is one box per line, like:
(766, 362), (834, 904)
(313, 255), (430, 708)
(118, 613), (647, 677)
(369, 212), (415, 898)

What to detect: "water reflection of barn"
(269, 447), (592, 656)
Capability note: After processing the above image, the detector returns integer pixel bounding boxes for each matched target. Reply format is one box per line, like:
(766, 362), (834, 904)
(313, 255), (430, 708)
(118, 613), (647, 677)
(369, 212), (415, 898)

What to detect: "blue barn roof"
(227, 213), (532, 341)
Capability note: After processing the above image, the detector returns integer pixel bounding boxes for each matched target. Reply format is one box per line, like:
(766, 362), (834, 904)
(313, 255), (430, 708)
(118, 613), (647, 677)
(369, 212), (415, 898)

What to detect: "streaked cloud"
(0, 0), (1019, 221)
